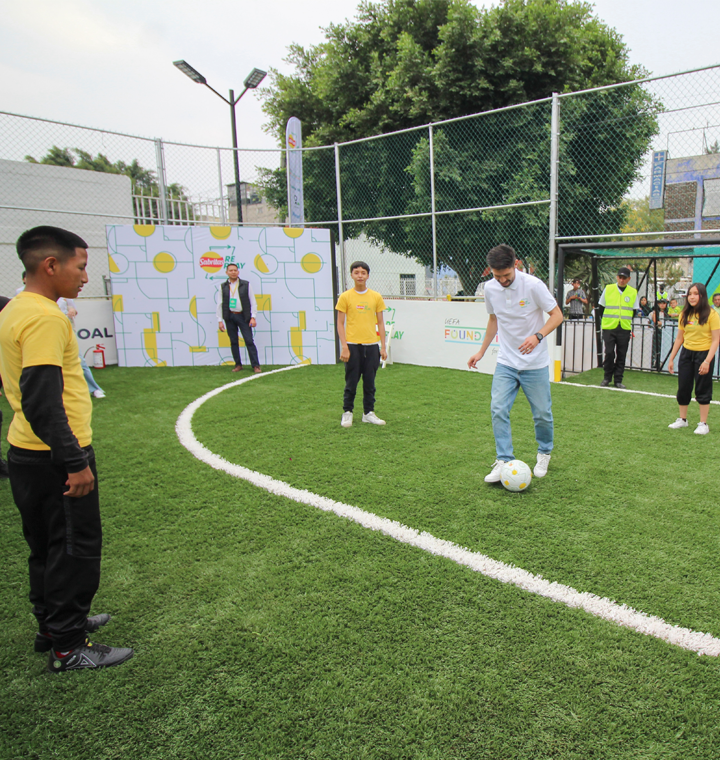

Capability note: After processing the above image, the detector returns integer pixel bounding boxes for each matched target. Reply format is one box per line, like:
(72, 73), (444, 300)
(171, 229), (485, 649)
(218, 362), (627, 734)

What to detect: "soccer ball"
(500, 460), (532, 492)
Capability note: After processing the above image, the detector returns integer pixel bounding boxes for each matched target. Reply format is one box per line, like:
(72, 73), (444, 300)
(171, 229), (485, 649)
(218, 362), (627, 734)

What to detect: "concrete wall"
(0, 159), (133, 298)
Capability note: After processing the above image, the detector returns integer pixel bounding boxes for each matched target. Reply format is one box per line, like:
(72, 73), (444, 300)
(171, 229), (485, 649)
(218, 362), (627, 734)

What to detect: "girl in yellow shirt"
(668, 283), (720, 435)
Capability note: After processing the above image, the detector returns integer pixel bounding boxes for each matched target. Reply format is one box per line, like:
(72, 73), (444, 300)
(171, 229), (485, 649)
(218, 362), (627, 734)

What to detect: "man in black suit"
(216, 263), (261, 373)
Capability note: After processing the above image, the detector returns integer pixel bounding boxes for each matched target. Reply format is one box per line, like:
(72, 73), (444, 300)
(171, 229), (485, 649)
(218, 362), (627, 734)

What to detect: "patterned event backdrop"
(106, 225), (336, 368)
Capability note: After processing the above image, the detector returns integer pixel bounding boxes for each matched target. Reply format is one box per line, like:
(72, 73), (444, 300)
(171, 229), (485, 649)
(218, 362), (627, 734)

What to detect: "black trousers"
(8, 445), (102, 651)
(343, 344), (380, 414)
(602, 327), (631, 383)
(226, 312), (260, 368)
(677, 347), (715, 405)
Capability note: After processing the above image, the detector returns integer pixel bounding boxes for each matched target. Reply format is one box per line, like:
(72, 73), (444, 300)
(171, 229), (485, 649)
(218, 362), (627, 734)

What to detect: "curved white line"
(176, 365), (720, 657)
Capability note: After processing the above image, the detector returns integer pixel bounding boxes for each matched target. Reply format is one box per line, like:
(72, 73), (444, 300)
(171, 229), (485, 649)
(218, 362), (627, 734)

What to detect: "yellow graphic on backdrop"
(112, 295), (124, 312)
(283, 227), (304, 239)
(153, 252), (176, 273)
(256, 294), (272, 311)
(143, 330), (167, 366)
(133, 225), (155, 237)
(109, 255), (121, 274)
(210, 226), (232, 240)
(254, 254), (270, 274)
(301, 253), (322, 273)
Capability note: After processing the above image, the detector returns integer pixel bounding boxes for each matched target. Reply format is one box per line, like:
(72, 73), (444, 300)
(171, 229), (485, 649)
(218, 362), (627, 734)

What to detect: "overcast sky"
(2, 0), (719, 153)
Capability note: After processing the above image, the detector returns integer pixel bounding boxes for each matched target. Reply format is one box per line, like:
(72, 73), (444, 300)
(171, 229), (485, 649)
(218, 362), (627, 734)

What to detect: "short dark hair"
(350, 260), (370, 274)
(487, 245), (516, 270)
(16, 226), (88, 274)
(713, 292), (720, 299)
(226, 263), (239, 270)
(572, 278), (581, 284)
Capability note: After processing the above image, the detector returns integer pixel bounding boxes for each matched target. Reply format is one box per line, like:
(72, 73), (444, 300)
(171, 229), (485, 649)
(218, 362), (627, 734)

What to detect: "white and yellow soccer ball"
(500, 460), (532, 492)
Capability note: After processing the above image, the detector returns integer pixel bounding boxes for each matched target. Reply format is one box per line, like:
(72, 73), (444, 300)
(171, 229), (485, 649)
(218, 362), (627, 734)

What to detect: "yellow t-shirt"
(680, 309), (720, 352)
(0, 291), (92, 450)
(335, 288), (386, 344)
(667, 305), (682, 319)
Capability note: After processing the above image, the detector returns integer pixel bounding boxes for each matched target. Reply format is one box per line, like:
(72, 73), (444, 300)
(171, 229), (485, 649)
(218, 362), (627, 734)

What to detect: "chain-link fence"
(2, 64), (720, 300)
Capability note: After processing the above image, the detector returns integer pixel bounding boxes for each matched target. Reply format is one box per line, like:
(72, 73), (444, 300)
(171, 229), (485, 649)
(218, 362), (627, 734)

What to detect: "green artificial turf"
(2, 363), (720, 759)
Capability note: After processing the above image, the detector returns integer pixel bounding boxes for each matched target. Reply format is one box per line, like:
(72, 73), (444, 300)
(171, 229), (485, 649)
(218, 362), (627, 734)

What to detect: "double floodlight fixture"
(172, 59), (268, 225)
(173, 60), (206, 85)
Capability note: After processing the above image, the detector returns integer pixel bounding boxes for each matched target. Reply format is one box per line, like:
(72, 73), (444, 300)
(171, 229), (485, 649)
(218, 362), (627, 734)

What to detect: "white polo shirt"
(484, 269), (557, 370)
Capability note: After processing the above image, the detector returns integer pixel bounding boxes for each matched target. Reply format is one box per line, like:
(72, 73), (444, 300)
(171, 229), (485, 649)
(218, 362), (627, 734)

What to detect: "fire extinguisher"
(93, 344), (106, 369)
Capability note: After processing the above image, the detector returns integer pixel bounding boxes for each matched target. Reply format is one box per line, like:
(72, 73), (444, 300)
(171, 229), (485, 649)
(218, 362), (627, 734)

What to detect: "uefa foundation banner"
(106, 225), (336, 368)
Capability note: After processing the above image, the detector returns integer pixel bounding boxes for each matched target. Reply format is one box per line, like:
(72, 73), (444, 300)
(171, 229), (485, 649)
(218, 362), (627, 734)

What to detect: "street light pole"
(229, 89), (243, 224)
(173, 61), (267, 226)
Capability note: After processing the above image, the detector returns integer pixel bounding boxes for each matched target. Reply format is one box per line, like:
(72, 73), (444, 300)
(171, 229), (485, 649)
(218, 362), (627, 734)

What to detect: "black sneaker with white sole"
(35, 613), (112, 652)
(47, 638), (134, 673)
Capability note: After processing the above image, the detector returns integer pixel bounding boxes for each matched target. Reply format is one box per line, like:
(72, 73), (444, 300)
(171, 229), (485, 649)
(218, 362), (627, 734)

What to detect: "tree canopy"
(261, 0), (659, 292)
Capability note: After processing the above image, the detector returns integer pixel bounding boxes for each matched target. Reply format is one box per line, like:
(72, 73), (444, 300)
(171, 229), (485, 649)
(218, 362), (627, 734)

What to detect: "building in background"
(0, 159), (132, 297)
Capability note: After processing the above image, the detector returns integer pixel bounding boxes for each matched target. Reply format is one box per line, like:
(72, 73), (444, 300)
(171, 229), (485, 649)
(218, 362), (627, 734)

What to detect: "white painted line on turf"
(557, 381), (720, 404)
(176, 365), (720, 657)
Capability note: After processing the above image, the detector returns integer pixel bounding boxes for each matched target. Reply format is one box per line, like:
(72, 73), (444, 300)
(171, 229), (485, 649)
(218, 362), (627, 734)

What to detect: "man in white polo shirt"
(468, 245), (563, 482)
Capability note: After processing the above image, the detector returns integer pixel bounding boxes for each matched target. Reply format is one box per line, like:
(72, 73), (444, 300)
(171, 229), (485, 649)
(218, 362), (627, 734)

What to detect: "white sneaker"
(92, 390), (106, 398)
(668, 418), (688, 429)
(341, 411), (353, 428)
(694, 422), (709, 435)
(362, 411), (386, 426)
(534, 453), (551, 478)
(484, 460), (505, 483)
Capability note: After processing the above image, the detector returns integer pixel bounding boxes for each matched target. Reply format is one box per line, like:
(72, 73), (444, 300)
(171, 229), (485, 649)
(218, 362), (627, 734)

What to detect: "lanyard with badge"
(229, 281), (239, 310)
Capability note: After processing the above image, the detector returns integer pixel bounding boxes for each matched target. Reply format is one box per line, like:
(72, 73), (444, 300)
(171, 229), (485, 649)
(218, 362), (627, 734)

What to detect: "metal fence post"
(547, 93), (561, 381)
(334, 142), (346, 292)
(216, 148), (226, 224)
(429, 125), (438, 298)
(548, 93), (560, 293)
(154, 138), (169, 224)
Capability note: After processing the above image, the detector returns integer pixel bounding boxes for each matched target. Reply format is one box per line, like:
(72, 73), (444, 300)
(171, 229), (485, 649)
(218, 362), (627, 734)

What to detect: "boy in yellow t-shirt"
(667, 298), (682, 320)
(0, 225), (132, 672)
(335, 261), (387, 428)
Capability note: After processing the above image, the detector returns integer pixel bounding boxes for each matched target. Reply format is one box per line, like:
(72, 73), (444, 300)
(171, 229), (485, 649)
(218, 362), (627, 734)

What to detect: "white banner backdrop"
(386, 300), (500, 374)
(74, 298), (118, 366)
(385, 299), (557, 381)
(106, 225), (335, 368)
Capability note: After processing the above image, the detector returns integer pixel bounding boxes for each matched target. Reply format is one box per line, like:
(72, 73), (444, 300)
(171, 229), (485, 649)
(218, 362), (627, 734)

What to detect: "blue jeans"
(490, 363), (553, 461)
(80, 355), (103, 394)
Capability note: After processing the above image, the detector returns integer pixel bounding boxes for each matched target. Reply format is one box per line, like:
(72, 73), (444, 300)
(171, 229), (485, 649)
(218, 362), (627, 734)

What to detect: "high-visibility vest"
(602, 284), (637, 330)
(656, 289), (668, 301)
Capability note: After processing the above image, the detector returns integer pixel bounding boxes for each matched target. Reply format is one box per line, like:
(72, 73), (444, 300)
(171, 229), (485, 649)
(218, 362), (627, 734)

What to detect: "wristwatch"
(535, 332), (544, 342)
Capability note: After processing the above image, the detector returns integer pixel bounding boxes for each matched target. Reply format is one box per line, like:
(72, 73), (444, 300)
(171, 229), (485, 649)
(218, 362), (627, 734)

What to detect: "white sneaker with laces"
(694, 422), (709, 435)
(362, 411), (386, 426)
(534, 453), (551, 478)
(484, 460), (505, 483)
(341, 411), (353, 428)
(93, 390), (106, 398)
(668, 418), (688, 429)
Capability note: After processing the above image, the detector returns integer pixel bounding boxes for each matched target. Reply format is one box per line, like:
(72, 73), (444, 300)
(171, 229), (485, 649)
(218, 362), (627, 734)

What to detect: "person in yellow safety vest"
(599, 266), (639, 389)
(656, 288), (669, 301)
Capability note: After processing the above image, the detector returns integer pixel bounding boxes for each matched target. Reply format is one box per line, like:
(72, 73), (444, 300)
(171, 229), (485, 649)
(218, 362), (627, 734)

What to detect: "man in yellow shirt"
(0, 226), (132, 673)
(335, 261), (388, 427)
